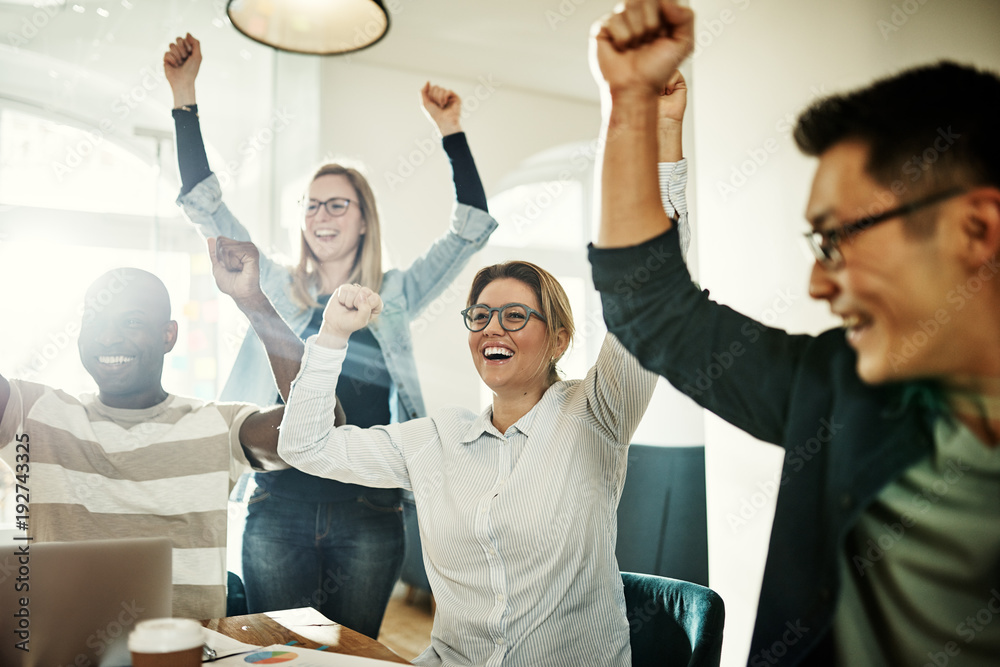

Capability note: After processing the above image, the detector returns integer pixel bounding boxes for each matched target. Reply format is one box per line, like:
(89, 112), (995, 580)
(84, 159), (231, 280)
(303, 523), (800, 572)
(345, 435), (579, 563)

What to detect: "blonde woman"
(209, 243), (658, 665)
(164, 34), (498, 637)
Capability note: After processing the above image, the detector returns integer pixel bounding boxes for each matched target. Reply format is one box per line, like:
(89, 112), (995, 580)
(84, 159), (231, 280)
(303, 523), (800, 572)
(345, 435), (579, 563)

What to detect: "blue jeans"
(241, 487), (405, 639)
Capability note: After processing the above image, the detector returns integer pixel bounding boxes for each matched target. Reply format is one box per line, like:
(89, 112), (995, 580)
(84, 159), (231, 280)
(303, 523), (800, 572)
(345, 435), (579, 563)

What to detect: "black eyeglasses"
(305, 197), (353, 218)
(461, 303), (547, 332)
(804, 187), (964, 268)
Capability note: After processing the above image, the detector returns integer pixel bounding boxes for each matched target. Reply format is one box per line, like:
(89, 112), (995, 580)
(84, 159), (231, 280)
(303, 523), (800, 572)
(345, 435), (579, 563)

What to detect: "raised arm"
(656, 69), (692, 257)
(587, 1), (818, 445)
(591, 0), (694, 248)
(657, 70), (685, 164)
(205, 235), (291, 468)
(585, 334), (658, 445)
(209, 237), (304, 400)
(422, 82), (489, 212)
(164, 34), (211, 197)
(388, 84), (499, 316)
(210, 236), (346, 443)
(164, 34), (280, 259)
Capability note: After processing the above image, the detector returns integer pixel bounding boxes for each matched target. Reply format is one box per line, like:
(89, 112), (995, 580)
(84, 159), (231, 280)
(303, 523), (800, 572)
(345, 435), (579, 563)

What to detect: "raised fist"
(421, 82), (463, 136)
(163, 33), (201, 106)
(590, 0), (694, 96)
(319, 284), (383, 348)
(209, 236), (264, 304)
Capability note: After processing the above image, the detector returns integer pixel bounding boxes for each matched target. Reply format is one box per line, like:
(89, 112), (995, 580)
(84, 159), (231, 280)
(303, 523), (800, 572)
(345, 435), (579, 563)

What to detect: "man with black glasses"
(587, 1), (1000, 665)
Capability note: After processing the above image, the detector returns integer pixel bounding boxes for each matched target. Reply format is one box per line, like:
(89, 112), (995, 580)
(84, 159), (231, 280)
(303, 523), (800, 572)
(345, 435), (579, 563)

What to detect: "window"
(0, 107), (238, 530)
(0, 108), (177, 217)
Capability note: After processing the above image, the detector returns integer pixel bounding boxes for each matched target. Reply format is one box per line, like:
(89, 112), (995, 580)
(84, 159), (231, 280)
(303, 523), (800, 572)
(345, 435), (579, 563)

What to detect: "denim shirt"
(177, 173), (499, 418)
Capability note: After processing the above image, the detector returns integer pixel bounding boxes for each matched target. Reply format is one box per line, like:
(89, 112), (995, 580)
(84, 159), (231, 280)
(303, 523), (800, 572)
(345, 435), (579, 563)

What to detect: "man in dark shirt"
(587, 1), (1000, 665)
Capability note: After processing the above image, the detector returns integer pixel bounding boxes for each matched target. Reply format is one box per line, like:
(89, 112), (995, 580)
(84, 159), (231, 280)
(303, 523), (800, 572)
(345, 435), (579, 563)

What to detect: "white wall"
(687, 0), (1000, 664)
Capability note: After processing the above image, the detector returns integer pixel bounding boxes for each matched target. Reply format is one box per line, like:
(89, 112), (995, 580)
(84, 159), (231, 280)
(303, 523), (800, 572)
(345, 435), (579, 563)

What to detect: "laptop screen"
(0, 537), (172, 667)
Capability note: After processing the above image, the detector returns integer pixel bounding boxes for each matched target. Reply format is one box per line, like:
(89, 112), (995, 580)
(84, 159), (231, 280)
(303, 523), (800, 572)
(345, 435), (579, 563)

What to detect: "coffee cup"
(128, 618), (204, 667)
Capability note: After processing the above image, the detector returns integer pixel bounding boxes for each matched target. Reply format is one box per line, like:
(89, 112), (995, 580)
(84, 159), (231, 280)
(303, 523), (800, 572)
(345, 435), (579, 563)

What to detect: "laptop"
(0, 537), (172, 667)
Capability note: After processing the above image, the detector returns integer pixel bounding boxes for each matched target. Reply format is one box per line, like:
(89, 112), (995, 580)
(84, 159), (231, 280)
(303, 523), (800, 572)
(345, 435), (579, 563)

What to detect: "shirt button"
(496, 594), (504, 603)
(496, 637), (505, 645)
(488, 548), (496, 556)
(480, 506), (488, 514)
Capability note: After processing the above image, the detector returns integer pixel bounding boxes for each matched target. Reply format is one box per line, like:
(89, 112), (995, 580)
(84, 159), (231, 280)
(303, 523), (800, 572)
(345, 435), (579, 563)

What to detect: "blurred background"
(0, 1), (997, 663)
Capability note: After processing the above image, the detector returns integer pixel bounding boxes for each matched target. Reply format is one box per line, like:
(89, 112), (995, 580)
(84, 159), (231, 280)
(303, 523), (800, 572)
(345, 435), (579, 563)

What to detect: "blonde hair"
(467, 261), (575, 386)
(290, 164), (383, 309)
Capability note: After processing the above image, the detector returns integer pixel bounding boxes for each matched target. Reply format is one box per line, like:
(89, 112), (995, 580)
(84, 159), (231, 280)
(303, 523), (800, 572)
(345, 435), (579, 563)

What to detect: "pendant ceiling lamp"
(227, 0), (390, 55)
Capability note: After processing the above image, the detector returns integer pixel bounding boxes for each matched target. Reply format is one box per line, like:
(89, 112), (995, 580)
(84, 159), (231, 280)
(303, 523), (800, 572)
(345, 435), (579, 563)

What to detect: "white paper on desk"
(266, 607), (343, 646)
(266, 608), (330, 625)
(208, 644), (404, 665)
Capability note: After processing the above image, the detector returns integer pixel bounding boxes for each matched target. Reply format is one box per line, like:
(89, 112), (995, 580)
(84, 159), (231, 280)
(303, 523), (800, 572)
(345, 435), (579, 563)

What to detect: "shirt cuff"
(658, 157), (688, 218)
(175, 172), (222, 210)
(658, 158), (690, 258)
(588, 228), (682, 293)
(171, 103), (199, 117)
(450, 203), (499, 243)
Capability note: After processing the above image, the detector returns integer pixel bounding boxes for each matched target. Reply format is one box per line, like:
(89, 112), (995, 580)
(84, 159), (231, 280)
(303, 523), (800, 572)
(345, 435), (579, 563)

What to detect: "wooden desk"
(203, 611), (410, 664)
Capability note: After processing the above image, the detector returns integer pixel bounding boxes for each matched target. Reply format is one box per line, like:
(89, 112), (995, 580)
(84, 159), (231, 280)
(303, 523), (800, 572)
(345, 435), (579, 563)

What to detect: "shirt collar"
(460, 405), (499, 444)
(458, 396), (543, 444)
(86, 392), (174, 426)
(884, 380), (949, 428)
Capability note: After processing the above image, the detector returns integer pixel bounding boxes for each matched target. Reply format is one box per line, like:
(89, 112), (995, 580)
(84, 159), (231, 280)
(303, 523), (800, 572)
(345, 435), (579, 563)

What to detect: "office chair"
(622, 572), (725, 667)
(617, 445), (710, 586)
(227, 571), (248, 617)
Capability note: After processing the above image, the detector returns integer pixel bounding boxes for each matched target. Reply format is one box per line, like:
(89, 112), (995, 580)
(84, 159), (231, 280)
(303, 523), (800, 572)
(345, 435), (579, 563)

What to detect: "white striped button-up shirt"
(279, 333), (657, 666)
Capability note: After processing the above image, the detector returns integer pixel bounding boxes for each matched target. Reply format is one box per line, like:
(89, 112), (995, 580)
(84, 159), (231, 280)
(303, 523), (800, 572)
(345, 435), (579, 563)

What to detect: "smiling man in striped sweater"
(0, 267), (287, 619)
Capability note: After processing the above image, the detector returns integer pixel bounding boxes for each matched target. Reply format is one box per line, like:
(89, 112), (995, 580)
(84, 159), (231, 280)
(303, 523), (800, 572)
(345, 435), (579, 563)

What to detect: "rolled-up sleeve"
(449, 203), (497, 243)
(175, 174), (253, 241)
(659, 158), (691, 258)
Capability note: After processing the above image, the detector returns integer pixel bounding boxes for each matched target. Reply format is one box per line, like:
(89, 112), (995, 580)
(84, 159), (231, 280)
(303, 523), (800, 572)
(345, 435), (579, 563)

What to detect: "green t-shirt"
(833, 418), (1000, 666)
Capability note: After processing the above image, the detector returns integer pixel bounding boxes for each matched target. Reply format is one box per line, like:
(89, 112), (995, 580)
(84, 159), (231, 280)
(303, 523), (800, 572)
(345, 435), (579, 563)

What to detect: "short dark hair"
(794, 61), (1000, 197)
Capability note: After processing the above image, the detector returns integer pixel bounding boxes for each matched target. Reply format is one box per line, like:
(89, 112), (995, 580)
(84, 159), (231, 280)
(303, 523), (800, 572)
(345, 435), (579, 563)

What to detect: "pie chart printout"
(244, 651), (299, 664)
